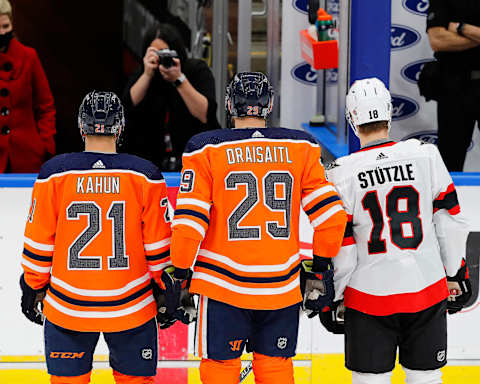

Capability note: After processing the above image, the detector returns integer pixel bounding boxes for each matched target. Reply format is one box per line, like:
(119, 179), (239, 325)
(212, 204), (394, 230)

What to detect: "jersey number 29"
(226, 171), (293, 240)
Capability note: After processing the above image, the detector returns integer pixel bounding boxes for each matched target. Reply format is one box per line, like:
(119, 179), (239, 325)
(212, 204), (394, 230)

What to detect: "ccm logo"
(50, 352), (85, 359)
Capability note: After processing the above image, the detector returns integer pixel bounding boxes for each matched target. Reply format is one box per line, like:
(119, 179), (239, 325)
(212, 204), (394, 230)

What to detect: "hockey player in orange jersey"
(19, 91), (172, 384)
(164, 72), (347, 384)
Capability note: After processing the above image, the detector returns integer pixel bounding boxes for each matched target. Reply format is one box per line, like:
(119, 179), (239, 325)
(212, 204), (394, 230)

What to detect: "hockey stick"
(239, 360), (253, 383)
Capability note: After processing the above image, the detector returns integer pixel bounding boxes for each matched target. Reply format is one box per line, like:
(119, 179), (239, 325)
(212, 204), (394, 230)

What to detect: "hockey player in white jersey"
(324, 78), (471, 384)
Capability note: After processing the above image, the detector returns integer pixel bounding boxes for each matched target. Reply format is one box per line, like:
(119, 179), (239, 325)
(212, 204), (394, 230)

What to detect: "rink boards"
(0, 173), (479, 383)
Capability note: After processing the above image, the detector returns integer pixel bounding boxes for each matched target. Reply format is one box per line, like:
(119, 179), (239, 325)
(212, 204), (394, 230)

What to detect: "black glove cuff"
(20, 274), (48, 294)
(312, 255), (333, 272)
(173, 267), (190, 280)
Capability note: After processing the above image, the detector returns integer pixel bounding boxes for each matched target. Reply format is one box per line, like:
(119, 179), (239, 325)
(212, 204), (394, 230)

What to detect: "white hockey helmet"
(345, 77), (392, 137)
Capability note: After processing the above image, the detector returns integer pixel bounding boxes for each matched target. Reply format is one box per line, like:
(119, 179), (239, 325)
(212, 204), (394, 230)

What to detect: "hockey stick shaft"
(239, 360), (253, 383)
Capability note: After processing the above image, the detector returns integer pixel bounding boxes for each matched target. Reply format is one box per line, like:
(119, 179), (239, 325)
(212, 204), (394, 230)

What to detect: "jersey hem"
(344, 277), (449, 316)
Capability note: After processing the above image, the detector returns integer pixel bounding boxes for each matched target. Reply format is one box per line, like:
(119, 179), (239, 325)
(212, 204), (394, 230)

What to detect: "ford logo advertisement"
(401, 59), (434, 84)
(326, 68), (338, 86)
(292, 0), (308, 13)
(402, 130), (475, 151)
(291, 62), (317, 86)
(327, 0), (339, 15)
(402, 0), (429, 16)
(402, 130), (438, 145)
(391, 94), (419, 120)
(391, 24), (421, 51)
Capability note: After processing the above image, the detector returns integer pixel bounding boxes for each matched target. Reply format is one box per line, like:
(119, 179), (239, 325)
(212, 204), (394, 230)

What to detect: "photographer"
(122, 23), (219, 171)
(426, 0), (480, 171)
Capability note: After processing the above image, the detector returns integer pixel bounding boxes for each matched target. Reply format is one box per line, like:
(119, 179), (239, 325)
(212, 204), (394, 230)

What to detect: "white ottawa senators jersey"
(22, 152), (171, 332)
(170, 128), (347, 310)
(327, 139), (469, 316)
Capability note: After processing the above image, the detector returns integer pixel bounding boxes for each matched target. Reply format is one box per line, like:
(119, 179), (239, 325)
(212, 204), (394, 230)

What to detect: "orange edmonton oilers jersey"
(170, 128), (347, 310)
(22, 152), (171, 332)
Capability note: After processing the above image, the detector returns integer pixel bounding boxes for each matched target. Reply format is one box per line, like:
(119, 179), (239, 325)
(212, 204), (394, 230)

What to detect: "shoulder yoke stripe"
(36, 169), (166, 184)
(183, 138), (319, 157)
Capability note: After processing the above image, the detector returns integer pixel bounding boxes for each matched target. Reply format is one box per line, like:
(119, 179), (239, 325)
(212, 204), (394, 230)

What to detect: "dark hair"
(358, 121), (389, 135)
(142, 23), (187, 64)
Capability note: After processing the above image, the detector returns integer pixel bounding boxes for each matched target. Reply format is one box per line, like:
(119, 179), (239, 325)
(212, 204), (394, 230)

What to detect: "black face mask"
(0, 30), (13, 49)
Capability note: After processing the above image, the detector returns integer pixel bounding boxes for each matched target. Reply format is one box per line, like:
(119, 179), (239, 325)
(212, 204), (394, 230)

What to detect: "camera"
(156, 49), (178, 69)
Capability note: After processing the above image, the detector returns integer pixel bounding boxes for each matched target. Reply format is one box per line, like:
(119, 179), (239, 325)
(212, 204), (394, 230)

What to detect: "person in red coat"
(0, 0), (55, 173)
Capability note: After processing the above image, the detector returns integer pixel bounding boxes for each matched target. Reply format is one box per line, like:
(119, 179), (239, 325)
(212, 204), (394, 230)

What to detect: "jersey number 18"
(362, 185), (423, 254)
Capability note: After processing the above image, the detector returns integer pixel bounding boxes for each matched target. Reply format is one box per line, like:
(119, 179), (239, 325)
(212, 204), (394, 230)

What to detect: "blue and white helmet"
(78, 91), (124, 140)
(346, 77), (392, 137)
(225, 72), (274, 119)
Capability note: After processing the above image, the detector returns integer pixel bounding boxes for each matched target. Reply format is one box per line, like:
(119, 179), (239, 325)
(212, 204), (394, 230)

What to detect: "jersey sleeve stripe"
(433, 187), (460, 214)
(146, 250), (170, 262)
(172, 218), (206, 238)
(342, 219), (355, 246)
(198, 249), (299, 273)
(23, 248), (53, 262)
(174, 209), (210, 225)
(302, 185), (337, 207)
(435, 183), (455, 200)
(195, 261), (301, 283)
(305, 195), (341, 216)
(342, 237), (356, 246)
(22, 258), (51, 273)
(345, 220), (353, 237)
(50, 273), (150, 297)
(44, 295), (155, 318)
(144, 238), (171, 252)
(148, 261), (171, 272)
(311, 205), (344, 228)
(192, 272), (299, 295)
(24, 237), (54, 252)
(48, 284), (152, 307)
(176, 198), (211, 211)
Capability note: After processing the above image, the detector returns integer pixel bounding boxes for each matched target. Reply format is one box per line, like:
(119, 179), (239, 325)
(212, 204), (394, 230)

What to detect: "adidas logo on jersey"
(376, 152), (388, 160)
(252, 130), (264, 138)
(92, 160), (106, 169)
(326, 160), (340, 170)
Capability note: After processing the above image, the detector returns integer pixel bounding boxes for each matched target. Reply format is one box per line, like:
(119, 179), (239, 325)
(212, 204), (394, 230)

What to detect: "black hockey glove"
(300, 257), (334, 318)
(447, 258), (472, 315)
(19, 274), (48, 325)
(319, 300), (345, 334)
(151, 279), (177, 329)
(161, 267), (197, 325)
